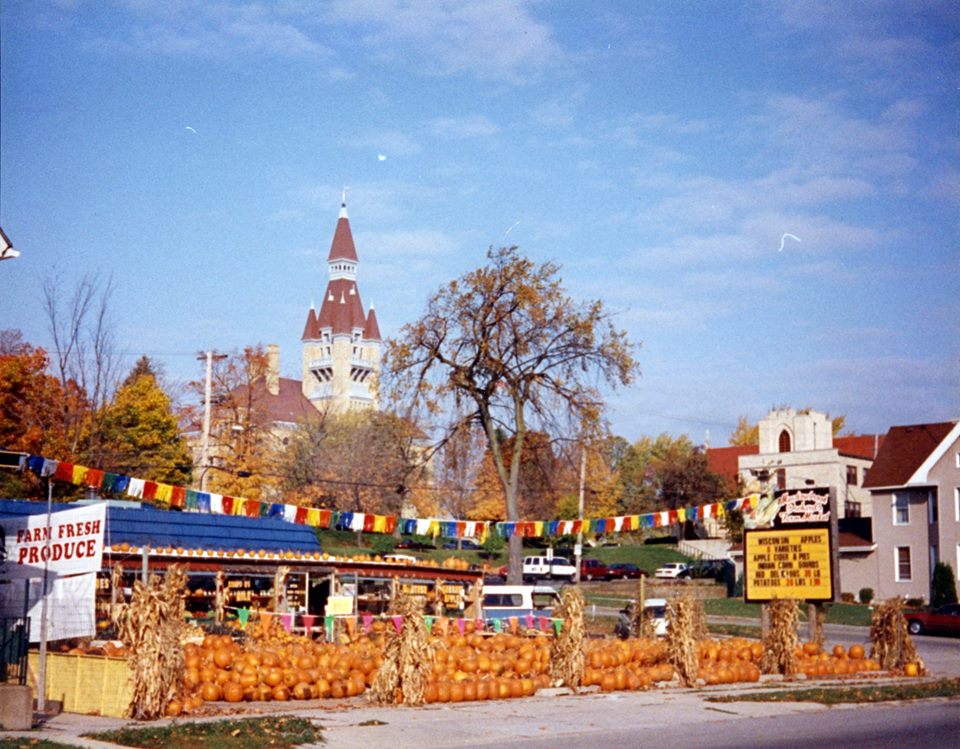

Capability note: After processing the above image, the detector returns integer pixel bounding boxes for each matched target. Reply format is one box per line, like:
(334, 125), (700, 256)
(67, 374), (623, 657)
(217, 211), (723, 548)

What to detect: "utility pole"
(575, 445), (586, 584)
(197, 351), (226, 492)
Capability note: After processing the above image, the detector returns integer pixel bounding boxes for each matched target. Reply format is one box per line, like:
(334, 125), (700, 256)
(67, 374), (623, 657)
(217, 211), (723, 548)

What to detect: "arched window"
(778, 429), (792, 452)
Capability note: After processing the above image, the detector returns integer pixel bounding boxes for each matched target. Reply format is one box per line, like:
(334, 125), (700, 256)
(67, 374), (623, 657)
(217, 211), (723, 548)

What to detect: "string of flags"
(223, 605), (564, 639)
(17, 452), (761, 541)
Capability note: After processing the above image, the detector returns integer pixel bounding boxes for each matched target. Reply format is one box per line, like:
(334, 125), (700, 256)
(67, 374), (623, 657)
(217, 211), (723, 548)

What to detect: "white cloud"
(93, 1), (334, 59)
(341, 129), (422, 156)
(327, 0), (561, 83)
(429, 115), (499, 139)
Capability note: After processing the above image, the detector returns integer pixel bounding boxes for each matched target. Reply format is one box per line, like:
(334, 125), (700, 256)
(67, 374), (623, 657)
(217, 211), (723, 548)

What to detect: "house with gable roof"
(863, 420), (960, 602)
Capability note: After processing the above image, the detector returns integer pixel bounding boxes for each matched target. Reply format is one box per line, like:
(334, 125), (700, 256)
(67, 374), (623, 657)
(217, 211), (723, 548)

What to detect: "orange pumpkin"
(222, 682), (244, 703)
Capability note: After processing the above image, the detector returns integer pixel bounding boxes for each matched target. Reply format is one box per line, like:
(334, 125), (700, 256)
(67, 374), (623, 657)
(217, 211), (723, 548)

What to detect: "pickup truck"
(522, 555), (577, 583)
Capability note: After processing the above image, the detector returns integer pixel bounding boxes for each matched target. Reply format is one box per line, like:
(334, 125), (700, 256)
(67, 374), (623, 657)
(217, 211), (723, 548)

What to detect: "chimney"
(266, 343), (280, 396)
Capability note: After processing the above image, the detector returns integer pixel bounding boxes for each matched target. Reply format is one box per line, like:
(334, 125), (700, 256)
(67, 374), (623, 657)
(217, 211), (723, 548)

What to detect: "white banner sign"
(1, 503), (106, 580)
(0, 573), (97, 641)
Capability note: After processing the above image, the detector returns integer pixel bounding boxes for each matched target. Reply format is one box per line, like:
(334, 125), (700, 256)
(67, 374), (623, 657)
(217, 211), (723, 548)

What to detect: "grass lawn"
(86, 717), (321, 749)
(316, 530), (692, 574)
(704, 599), (873, 627)
(707, 678), (960, 705)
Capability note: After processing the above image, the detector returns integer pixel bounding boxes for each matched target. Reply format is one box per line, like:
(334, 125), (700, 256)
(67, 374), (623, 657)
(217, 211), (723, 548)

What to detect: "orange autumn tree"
(467, 431), (563, 521)
(386, 247), (638, 583)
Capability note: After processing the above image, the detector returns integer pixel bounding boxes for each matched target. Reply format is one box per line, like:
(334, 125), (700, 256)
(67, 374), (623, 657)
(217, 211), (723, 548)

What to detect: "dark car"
(442, 539), (481, 550)
(607, 563), (646, 580)
(395, 539), (436, 551)
(906, 603), (960, 636)
(580, 558), (610, 581)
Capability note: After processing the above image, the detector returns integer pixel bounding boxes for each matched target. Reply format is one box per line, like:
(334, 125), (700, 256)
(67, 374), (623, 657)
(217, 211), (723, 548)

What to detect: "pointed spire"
(339, 188), (348, 219)
(301, 306), (318, 341)
(364, 305), (381, 341)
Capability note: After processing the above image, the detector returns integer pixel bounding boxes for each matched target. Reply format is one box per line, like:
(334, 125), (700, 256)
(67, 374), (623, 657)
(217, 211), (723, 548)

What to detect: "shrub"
(931, 562), (958, 608)
(370, 535), (397, 555)
(859, 587), (874, 605)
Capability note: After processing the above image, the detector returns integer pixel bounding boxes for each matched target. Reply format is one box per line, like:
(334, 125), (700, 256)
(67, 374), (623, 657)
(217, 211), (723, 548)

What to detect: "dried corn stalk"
(116, 564), (187, 720)
(110, 563), (124, 629)
(870, 598), (925, 674)
(665, 595), (699, 686)
(761, 600), (799, 677)
(549, 586), (585, 691)
(370, 591), (436, 705)
(214, 570), (225, 624)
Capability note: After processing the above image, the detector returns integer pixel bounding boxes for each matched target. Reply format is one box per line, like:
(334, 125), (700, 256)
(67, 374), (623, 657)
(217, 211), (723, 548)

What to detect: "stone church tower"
(300, 199), (381, 412)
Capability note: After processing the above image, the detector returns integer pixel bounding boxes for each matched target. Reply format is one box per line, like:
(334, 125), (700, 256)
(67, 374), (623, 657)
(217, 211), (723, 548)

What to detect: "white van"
(480, 584), (560, 620)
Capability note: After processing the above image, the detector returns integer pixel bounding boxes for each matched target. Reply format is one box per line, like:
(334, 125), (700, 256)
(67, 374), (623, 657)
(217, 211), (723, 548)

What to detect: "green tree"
(386, 246), (638, 583)
(931, 562), (958, 608)
(99, 361), (192, 486)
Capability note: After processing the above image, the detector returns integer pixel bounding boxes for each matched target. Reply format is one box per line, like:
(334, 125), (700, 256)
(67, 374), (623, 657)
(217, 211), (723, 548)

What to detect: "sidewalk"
(3, 674), (946, 749)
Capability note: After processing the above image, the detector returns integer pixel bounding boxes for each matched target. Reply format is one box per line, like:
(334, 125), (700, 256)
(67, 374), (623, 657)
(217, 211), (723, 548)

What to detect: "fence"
(1, 616), (30, 686)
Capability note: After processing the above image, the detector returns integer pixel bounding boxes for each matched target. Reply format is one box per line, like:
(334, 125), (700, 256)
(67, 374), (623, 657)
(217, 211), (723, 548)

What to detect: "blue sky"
(1, 0), (958, 445)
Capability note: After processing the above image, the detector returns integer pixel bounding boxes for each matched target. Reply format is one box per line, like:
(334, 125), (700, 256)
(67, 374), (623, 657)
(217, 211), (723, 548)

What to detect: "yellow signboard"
(744, 527), (833, 602)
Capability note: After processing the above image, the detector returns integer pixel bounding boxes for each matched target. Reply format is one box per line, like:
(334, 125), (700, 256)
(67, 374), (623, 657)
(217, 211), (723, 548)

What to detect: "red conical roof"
(364, 306), (381, 341)
(328, 215), (358, 262)
(301, 307), (318, 341)
(315, 279), (367, 336)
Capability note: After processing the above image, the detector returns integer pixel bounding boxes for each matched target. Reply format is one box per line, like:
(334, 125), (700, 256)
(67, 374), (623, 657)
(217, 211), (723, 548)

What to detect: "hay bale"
(761, 600), (799, 677)
(116, 564), (187, 720)
(665, 595), (699, 686)
(549, 586), (585, 691)
(370, 591), (436, 705)
(870, 598), (925, 674)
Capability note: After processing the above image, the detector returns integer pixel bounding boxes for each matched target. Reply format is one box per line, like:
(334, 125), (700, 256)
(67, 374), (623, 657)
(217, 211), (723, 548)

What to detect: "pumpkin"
(164, 699), (183, 717)
(222, 682), (244, 702)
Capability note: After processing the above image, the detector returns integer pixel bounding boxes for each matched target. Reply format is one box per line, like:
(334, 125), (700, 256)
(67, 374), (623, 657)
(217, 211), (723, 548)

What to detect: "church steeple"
(301, 198), (381, 411)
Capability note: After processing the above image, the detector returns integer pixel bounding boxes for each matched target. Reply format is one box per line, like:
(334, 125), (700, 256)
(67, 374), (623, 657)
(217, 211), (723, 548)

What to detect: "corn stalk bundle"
(665, 595), (699, 686)
(631, 580), (652, 638)
(116, 564), (187, 720)
(274, 565), (290, 610)
(870, 598), (925, 673)
(370, 591), (436, 705)
(761, 600), (799, 677)
(812, 603), (825, 648)
(549, 586), (585, 691)
(214, 570), (226, 624)
(109, 563), (124, 629)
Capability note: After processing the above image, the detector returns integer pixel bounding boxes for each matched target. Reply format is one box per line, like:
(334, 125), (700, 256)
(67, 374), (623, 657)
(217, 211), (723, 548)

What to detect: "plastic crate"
(28, 652), (132, 717)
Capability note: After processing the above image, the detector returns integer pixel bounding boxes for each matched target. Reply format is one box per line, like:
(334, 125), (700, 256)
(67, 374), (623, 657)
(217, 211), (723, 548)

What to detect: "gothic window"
(778, 430), (792, 453)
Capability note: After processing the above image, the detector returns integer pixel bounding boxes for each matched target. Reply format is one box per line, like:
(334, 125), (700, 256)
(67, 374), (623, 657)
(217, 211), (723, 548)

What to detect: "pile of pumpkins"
(423, 631), (552, 703)
(697, 638), (763, 685)
(171, 633), (383, 715)
(795, 642), (883, 678)
(582, 638), (676, 691)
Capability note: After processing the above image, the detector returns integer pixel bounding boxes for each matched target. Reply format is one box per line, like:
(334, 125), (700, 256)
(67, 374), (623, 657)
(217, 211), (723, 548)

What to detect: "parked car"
(905, 603), (960, 636)
(607, 563), (646, 580)
(441, 539), (481, 550)
(580, 558), (610, 581)
(383, 553), (419, 564)
(395, 539), (436, 551)
(522, 555), (577, 582)
(654, 562), (689, 579)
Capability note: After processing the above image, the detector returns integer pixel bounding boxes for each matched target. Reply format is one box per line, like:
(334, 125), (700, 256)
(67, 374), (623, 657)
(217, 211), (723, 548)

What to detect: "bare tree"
(42, 272), (120, 459)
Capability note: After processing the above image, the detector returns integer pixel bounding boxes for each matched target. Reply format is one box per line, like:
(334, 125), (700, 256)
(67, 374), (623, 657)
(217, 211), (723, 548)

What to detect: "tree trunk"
(507, 535), (523, 584)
